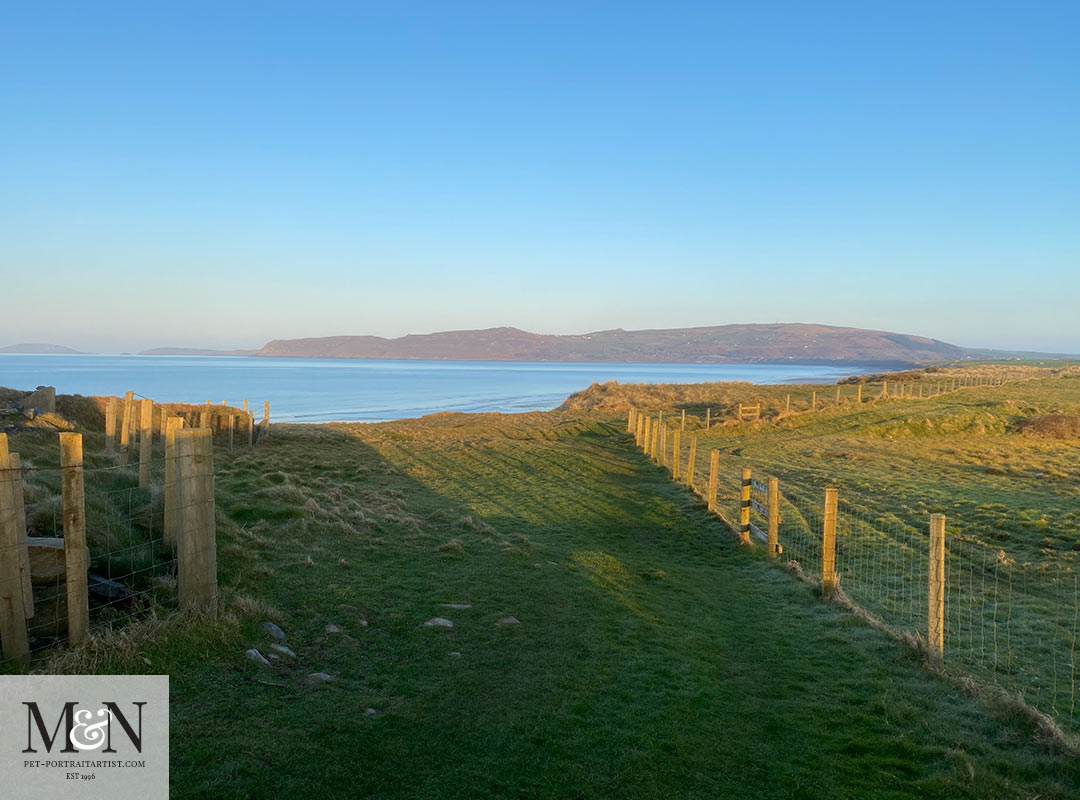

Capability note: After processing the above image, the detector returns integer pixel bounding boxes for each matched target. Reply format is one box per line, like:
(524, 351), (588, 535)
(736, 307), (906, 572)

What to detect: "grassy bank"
(3, 373), (1080, 797)
(4, 396), (1079, 796)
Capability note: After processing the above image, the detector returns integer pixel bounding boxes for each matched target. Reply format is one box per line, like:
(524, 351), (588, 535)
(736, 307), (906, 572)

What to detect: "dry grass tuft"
(455, 515), (496, 535)
(437, 538), (465, 555)
(35, 609), (239, 675)
(1015, 413), (1080, 440)
(258, 484), (309, 503)
(231, 593), (285, 622)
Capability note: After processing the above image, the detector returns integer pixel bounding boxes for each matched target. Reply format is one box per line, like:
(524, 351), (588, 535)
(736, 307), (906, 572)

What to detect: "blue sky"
(2, 1), (1077, 353)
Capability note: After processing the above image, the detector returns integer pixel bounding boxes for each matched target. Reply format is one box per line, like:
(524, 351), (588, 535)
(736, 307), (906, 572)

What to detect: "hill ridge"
(254, 322), (1044, 364)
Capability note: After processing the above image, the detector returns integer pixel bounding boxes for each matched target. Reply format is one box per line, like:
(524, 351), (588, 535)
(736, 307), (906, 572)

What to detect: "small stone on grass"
(496, 616), (520, 626)
(424, 617), (454, 628)
(270, 643), (296, 658)
(261, 622), (286, 641)
(306, 672), (336, 684)
(245, 648), (271, 665)
(326, 623), (344, 634)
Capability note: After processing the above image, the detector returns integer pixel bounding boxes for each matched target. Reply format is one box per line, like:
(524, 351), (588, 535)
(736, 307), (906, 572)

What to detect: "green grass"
(3, 383), (1080, 797)
(650, 375), (1080, 736)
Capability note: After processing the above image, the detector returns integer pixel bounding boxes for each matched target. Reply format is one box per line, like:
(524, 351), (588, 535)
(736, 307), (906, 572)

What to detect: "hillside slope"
(258, 322), (981, 363)
(0, 342), (83, 354)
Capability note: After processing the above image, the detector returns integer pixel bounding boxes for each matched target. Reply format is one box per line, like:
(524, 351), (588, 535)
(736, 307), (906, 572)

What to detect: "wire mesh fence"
(943, 541), (1080, 728)
(626, 406), (1080, 736)
(0, 415), (219, 667)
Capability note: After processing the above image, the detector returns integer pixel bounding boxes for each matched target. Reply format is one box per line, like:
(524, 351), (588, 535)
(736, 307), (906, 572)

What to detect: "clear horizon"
(1, 319), (1079, 357)
(2, 2), (1077, 353)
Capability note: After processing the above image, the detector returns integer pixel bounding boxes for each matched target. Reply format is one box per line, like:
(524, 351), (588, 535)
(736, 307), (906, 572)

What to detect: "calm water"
(0, 355), (879, 422)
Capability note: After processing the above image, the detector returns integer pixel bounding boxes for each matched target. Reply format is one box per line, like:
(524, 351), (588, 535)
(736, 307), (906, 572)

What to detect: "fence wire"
(2, 417), (223, 666)
(627, 406), (1080, 736)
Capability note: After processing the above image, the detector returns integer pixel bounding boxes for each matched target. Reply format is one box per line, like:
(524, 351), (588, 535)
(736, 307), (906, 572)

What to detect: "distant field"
(2, 368), (1079, 798)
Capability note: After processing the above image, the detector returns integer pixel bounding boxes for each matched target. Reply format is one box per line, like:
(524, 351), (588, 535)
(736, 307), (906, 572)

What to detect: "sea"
(0, 354), (881, 422)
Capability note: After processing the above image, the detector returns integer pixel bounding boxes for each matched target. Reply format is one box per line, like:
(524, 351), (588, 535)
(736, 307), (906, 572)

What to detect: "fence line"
(0, 412), (221, 666)
(625, 369), (1062, 433)
(626, 402), (1080, 736)
(100, 393), (267, 456)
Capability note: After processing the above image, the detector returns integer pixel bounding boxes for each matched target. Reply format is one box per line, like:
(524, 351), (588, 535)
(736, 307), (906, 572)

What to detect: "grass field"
(630, 374), (1080, 736)
(3, 374), (1080, 798)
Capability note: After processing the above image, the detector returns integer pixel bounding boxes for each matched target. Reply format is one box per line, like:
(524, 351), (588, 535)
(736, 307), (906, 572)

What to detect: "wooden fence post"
(856, 384), (862, 403)
(822, 487), (838, 596)
(105, 396), (117, 457)
(228, 414), (235, 450)
(635, 414), (643, 447)
(681, 409), (685, 431)
(767, 477), (780, 560)
(835, 386), (841, 404)
(247, 411), (254, 449)
(164, 416), (185, 547)
(0, 435), (30, 664)
(199, 402), (210, 431)
(786, 394), (790, 413)
(660, 425), (667, 466)
(686, 436), (697, 487)
(928, 514), (946, 663)
(651, 420), (660, 461)
(739, 467), (751, 545)
(705, 408), (710, 429)
(9, 454), (32, 615)
(642, 417), (650, 455)
(176, 429), (218, 613)
(138, 398), (153, 488)
(881, 381), (888, 399)
(60, 432), (90, 646)
(672, 429), (681, 480)
(119, 390), (134, 466)
(737, 403), (743, 421)
(707, 450), (718, 513)
(811, 391), (817, 411)
(627, 407), (635, 433)
(243, 399), (248, 413)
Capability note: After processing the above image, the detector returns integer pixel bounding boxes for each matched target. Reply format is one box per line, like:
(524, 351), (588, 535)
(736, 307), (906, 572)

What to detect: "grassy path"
(25, 413), (1080, 798)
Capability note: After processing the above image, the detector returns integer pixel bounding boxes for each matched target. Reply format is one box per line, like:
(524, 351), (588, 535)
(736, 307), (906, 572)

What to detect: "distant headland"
(5, 323), (1075, 364)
